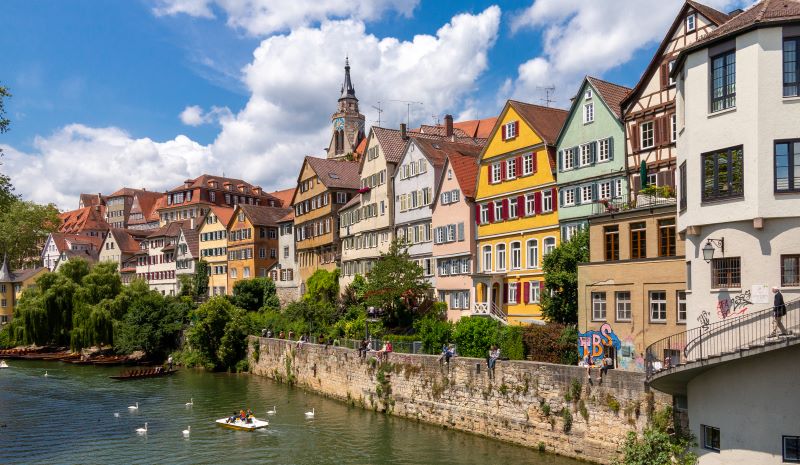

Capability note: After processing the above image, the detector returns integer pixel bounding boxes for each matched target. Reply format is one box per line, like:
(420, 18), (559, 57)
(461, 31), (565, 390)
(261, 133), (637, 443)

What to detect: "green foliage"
(640, 184), (675, 199)
(115, 292), (187, 358)
(540, 229), (588, 324)
(615, 407), (697, 465)
(541, 402), (551, 417)
(498, 325), (525, 360)
(412, 312), (452, 354)
(0, 200), (60, 269)
(0, 85), (16, 210)
(232, 277), (280, 312)
(304, 269), (340, 305)
(522, 323), (579, 365)
(340, 274), (367, 313)
(579, 400), (589, 422)
(451, 317), (499, 358)
(178, 274), (195, 298)
(561, 408), (573, 433)
(194, 260), (210, 297)
(364, 240), (431, 327)
(607, 394), (621, 414)
(570, 379), (582, 402)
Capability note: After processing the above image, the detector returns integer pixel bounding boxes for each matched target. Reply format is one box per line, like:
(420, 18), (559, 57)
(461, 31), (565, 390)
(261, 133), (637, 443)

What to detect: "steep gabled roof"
(267, 188), (295, 208)
(59, 206), (110, 234)
(108, 187), (153, 198)
(453, 117), (498, 138)
(507, 100), (569, 146)
(208, 205), (235, 225)
(448, 152), (481, 200)
(79, 193), (106, 208)
(340, 193), (362, 211)
(304, 157), (361, 190)
(128, 191), (164, 226)
(179, 227), (200, 257)
(411, 137), (482, 172)
(372, 127), (410, 164)
(621, 0), (730, 112)
(277, 211), (295, 223)
(586, 76), (632, 120)
(146, 220), (189, 239)
(237, 204), (293, 227)
(108, 229), (146, 254)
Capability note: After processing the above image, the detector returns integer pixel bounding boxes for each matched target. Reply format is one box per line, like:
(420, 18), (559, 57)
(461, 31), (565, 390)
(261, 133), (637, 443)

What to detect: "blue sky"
(1, 0), (747, 208)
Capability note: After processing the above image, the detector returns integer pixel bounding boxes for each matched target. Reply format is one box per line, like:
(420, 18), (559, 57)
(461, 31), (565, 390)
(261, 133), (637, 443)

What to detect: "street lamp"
(702, 238), (724, 263)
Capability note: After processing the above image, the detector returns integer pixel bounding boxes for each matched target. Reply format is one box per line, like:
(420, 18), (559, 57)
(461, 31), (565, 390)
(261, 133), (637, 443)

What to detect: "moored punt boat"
(215, 417), (269, 431)
(109, 368), (177, 381)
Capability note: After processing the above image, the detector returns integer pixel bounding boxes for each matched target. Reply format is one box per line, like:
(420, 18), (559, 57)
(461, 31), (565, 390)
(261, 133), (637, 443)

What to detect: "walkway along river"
(0, 360), (585, 465)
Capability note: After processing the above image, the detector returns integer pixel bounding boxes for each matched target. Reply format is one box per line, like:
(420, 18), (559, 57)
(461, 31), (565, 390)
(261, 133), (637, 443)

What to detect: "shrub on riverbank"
(522, 323), (578, 365)
(614, 406), (697, 465)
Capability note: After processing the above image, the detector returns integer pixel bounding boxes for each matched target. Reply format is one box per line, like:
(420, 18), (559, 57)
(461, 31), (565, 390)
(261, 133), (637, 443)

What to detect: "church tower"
(327, 57), (365, 160)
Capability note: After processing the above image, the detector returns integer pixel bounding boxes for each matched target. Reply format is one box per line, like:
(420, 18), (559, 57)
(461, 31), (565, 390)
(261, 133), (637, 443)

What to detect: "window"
(616, 292), (631, 321)
(711, 257), (741, 288)
(598, 138), (610, 162)
(711, 50), (736, 112)
(775, 140), (800, 192)
(230, 268), (237, 279)
(599, 181), (611, 200)
(679, 162), (688, 211)
(504, 121), (517, 139)
(564, 224), (579, 241)
(259, 247), (266, 259)
(649, 291), (667, 322)
(784, 38), (800, 97)
(494, 202), (503, 222)
(604, 226), (619, 261)
(583, 102), (594, 123)
(529, 282), (541, 304)
(506, 158), (517, 179)
(542, 190), (553, 212)
(630, 222), (646, 259)
(480, 204), (489, 224)
(525, 194), (536, 216)
(641, 121), (654, 149)
(483, 245), (492, 272)
(592, 292), (607, 321)
(585, 89), (592, 99)
(508, 283), (519, 304)
(784, 435), (800, 462)
(283, 246), (289, 258)
(544, 237), (556, 256)
(702, 146), (743, 201)
(782, 255), (800, 286)
(511, 242), (521, 270)
(702, 425), (720, 452)
(658, 218), (676, 257)
(686, 13), (695, 32)
(522, 153), (534, 175)
(491, 163), (502, 183)
(668, 60), (676, 86)
(581, 185), (593, 204)
(508, 198), (518, 219)
(527, 239), (539, 269)
(677, 291), (687, 323)
(580, 144), (592, 166)
(562, 148), (574, 170)
(496, 244), (507, 271)
(563, 189), (575, 206)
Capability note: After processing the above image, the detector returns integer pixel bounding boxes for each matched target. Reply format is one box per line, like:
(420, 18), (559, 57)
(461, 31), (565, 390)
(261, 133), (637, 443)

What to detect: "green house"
(555, 76), (630, 240)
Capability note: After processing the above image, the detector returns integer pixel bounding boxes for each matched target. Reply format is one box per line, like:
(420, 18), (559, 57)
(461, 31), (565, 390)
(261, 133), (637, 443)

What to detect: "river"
(0, 360), (586, 465)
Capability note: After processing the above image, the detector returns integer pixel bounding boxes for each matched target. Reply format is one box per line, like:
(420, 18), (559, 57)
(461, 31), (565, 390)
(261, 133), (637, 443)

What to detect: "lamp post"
(702, 238), (725, 263)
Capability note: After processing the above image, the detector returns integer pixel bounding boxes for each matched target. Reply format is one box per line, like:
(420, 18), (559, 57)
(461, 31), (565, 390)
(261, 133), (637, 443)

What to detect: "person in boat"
(228, 411), (238, 423)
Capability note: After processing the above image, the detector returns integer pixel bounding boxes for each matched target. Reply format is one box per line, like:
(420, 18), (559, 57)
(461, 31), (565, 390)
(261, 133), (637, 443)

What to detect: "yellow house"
(0, 258), (48, 324)
(473, 100), (568, 325)
(198, 206), (234, 296)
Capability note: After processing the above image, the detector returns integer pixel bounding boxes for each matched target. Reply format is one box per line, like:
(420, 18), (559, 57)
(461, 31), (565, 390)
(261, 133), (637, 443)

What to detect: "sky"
(0, 0), (752, 210)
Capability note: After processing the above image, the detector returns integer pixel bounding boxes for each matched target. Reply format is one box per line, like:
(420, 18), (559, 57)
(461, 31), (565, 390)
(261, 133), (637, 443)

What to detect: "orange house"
(226, 204), (291, 291)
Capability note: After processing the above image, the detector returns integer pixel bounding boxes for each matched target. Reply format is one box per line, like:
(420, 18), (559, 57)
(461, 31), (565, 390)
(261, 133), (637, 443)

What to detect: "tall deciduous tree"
(364, 239), (431, 327)
(540, 229), (589, 325)
(0, 85), (16, 211)
(194, 259), (209, 297)
(0, 200), (60, 268)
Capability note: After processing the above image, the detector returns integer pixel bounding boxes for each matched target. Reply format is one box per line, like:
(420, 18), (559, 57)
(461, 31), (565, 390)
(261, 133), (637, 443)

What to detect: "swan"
(267, 406), (276, 415)
(43, 371), (48, 377)
(182, 426), (190, 438)
(128, 402), (139, 411)
(136, 423), (148, 434)
(113, 412), (120, 418)
(185, 398), (193, 406)
(304, 408), (315, 418)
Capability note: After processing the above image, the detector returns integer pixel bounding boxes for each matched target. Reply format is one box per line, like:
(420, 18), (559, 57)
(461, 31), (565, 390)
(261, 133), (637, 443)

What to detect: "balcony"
(591, 188), (676, 217)
(646, 298), (800, 394)
(472, 301), (508, 325)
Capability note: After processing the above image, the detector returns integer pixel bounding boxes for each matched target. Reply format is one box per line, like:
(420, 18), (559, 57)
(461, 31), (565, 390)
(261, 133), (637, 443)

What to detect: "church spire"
(340, 56), (357, 100)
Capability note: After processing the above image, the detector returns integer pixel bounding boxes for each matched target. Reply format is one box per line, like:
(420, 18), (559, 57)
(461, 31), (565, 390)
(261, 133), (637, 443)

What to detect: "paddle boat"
(215, 416), (269, 431)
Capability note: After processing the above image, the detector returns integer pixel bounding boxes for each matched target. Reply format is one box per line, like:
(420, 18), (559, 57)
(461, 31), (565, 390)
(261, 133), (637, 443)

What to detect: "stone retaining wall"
(248, 337), (671, 464)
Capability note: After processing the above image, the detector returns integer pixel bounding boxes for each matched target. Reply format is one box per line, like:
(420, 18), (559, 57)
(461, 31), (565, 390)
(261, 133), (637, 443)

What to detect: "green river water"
(0, 360), (587, 465)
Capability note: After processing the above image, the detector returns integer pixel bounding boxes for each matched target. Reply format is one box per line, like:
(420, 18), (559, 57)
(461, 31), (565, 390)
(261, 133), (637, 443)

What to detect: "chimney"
(400, 123), (408, 140)
(444, 114), (453, 138)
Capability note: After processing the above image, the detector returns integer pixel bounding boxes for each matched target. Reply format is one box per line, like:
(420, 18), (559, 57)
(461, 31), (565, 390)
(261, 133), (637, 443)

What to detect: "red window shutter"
(475, 204), (481, 223)
(517, 195), (525, 216)
(653, 116), (663, 146)
(487, 201), (495, 223)
(501, 198), (509, 220)
(501, 125), (507, 141)
(659, 63), (667, 88)
(551, 187), (558, 211)
(539, 280), (545, 296)
(630, 123), (640, 152)
(534, 191), (542, 214)
(487, 166), (492, 184)
(503, 283), (509, 304)
(514, 121), (519, 137)
(501, 160), (507, 181)
(523, 281), (530, 303)
(516, 156), (522, 175)
(532, 152), (538, 173)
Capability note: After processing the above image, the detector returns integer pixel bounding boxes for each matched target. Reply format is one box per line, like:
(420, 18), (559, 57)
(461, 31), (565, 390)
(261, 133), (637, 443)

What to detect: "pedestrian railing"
(473, 301), (508, 324)
(591, 192), (676, 216)
(645, 297), (800, 381)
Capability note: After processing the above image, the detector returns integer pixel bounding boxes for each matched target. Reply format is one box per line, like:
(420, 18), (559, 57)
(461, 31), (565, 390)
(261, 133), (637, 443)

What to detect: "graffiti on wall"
(578, 323), (622, 361)
(698, 310), (710, 332)
(716, 290), (752, 319)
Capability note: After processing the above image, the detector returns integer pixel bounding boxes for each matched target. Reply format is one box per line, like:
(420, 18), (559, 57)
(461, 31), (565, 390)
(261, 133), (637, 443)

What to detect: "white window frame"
(580, 144), (592, 166)
(583, 102), (594, 124)
(615, 291), (632, 321)
(649, 291), (668, 322)
(686, 13), (696, 32)
(543, 237), (556, 256)
(668, 60), (676, 86)
(522, 153), (534, 175)
(525, 194), (536, 216)
(510, 241), (522, 270)
(483, 245), (492, 272)
(598, 138), (610, 162)
(592, 292), (607, 321)
(562, 148), (574, 170)
(508, 282), (519, 304)
(504, 121), (517, 139)
(677, 290), (687, 323)
(506, 158), (517, 179)
(641, 121), (655, 149)
(496, 243), (507, 271)
(529, 282), (541, 304)
(508, 199), (518, 219)
(494, 202), (503, 222)
(599, 181), (611, 200)
(581, 185), (593, 204)
(542, 190), (553, 212)
(480, 204), (489, 224)
(491, 163), (502, 183)
(671, 113), (677, 142)
(563, 189), (575, 206)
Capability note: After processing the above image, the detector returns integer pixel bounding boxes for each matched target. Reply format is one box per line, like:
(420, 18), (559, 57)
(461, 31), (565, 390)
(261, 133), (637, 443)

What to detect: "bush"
(498, 325), (525, 360)
(523, 323), (579, 365)
(452, 317), (500, 358)
(413, 313), (453, 354)
(615, 406), (697, 465)
(562, 408), (573, 433)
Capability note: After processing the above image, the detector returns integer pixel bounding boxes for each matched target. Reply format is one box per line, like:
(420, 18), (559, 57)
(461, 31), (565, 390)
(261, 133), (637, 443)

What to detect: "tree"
(231, 277), (280, 312)
(304, 268), (339, 305)
(364, 240), (431, 327)
(0, 200), (60, 268)
(0, 85), (16, 211)
(186, 296), (246, 371)
(115, 291), (185, 358)
(413, 308), (453, 354)
(451, 317), (500, 358)
(178, 274), (195, 298)
(615, 407), (697, 465)
(194, 260), (209, 297)
(540, 229), (589, 324)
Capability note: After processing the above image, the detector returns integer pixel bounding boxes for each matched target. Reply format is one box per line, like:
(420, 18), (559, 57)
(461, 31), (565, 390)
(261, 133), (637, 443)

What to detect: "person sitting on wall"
(278, 330), (285, 339)
(585, 355), (598, 384)
(487, 345), (500, 379)
(599, 353), (613, 384)
(358, 339), (368, 359)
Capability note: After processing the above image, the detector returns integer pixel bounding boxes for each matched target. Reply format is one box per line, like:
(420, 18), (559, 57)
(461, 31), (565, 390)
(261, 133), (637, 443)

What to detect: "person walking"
(772, 286), (788, 336)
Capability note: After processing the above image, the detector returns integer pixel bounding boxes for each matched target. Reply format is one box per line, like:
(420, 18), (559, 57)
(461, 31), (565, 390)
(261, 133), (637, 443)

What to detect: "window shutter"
(487, 201), (495, 223)
(659, 63), (668, 89)
(501, 160), (507, 181)
(487, 166), (492, 184)
(632, 174), (641, 198)
(523, 281), (530, 303)
(590, 141), (597, 165)
(572, 147), (579, 168)
(665, 168), (676, 190)
(656, 171), (666, 187)
(533, 152), (538, 172)
(475, 204), (481, 224)
(608, 137), (614, 161)
(514, 121), (519, 137)
(592, 184), (598, 201)
(653, 116), (663, 146)
(557, 150), (562, 172)
(517, 195), (525, 216)
(516, 156), (523, 174)
(551, 187), (558, 211)
(539, 280), (545, 295)
(501, 198), (509, 220)
(503, 284), (509, 304)
(534, 191), (542, 214)
(457, 222), (464, 241)
(630, 123), (640, 152)
(501, 124), (507, 141)
(662, 116), (671, 147)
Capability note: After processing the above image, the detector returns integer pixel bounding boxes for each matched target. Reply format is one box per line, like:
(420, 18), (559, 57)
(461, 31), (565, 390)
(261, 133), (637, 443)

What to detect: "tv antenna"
(389, 99), (423, 126)
(537, 85), (556, 107)
(371, 101), (384, 127)
(431, 115), (440, 125)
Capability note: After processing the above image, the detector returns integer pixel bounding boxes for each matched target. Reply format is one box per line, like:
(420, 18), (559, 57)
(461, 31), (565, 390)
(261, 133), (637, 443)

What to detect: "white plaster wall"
(688, 344), (800, 465)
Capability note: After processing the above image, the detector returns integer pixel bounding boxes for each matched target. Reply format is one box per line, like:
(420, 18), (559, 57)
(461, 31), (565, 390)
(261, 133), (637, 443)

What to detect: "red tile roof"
(686, 0), (800, 50)
(59, 206), (110, 234)
(447, 152), (480, 199)
(237, 204), (293, 227)
(277, 211), (295, 223)
(341, 193), (362, 210)
(180, 227), (200, 257)
(354, 137), (368, 159)
(108, 229), (146, 255)
(209, 205), (235, 225)
(79, 193), (106, 208)
(412, 138), (482, 171)
(146, 220), (190, 239)
(127, 191), (164, 226)
(304, 157), (361, 190)
(586, 76), (632, 120)
(453, 117), (498, 138)
(108, 187), (154, 198)
(267, 188), (295, 208)
(508, 101), (569, 146)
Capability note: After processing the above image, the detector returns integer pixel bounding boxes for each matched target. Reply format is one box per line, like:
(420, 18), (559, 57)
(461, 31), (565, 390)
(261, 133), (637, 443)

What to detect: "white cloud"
(1, 125), (214, 210)
(508, 0), (753, 106)
(3, 7), (501, 209)
(179, 105), (233, 126)
(153, 0), (420, 36)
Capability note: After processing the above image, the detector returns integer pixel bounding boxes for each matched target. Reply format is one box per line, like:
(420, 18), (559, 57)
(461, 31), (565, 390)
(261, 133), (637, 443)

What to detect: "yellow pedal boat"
(215, 417), (269, 431)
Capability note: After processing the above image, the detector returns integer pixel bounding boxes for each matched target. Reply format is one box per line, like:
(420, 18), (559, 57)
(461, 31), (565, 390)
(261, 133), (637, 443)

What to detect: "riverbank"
(248, 337), (671, 465)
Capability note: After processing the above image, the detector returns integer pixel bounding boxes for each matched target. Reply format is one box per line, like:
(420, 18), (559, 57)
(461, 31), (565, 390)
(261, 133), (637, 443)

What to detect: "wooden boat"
(109, 368), (177, 381)
(215, 417), (269, 431)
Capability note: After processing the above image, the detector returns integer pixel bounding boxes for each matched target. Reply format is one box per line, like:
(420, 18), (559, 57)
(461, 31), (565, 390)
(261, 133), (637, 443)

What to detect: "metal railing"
(645, 297), (800, 380)
(591, 192), (677, 216)
(473, 301), (508, 324)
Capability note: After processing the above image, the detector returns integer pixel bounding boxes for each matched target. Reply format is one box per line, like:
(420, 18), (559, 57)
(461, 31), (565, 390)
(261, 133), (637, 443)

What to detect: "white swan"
(128, 402), (139, 411)
(43, 371), (48, 377)
(267, 406), (276, 415)
(113, 412), (120, 418)
(304, 408), (315, 418)
(182, 426), (190, 437)
(136, 423), (148, 434)
(185, 398), (193, 406)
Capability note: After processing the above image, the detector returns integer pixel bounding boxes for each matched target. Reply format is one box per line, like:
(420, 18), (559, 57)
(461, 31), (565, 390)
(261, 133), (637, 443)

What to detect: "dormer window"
(584, 89), (592, 100)
(686, 14), (695, 32)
